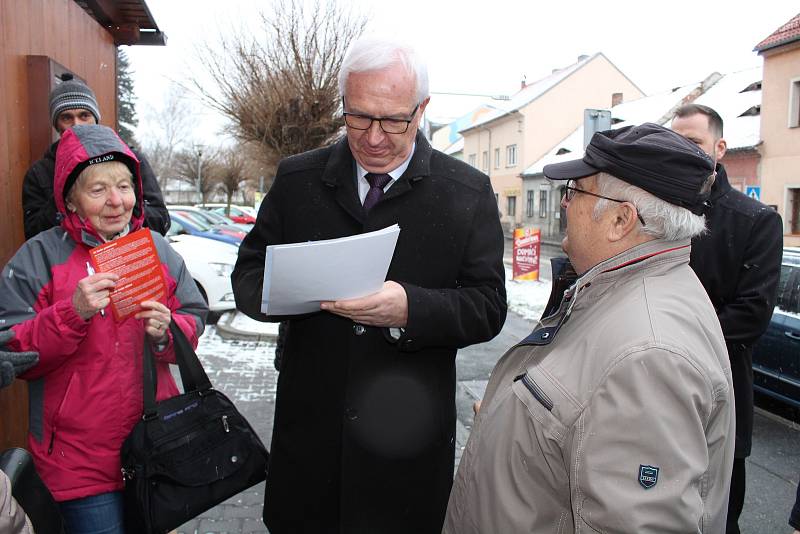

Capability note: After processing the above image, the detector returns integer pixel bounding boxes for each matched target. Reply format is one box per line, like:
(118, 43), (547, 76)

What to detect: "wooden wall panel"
(0, 0), (119, 448)
(0, 2), (9, 264)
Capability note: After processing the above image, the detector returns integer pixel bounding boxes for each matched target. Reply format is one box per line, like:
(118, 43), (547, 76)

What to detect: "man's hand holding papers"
(320, 280), (408, 327)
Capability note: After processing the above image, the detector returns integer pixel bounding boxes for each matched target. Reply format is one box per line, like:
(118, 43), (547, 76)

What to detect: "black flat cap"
(543, 123), (715, 215)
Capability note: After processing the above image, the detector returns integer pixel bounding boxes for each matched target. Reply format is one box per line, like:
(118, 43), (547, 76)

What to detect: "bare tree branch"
(192, 0), (367, 176)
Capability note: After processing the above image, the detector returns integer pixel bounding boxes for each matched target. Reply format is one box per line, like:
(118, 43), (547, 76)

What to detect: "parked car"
(167, 234), (238, 321)
(199, 203), (257, 225)
(171, 208), (248, 241)
(752, 247), (800, 409)
(167, 210), (242, 246)
(170, 205), (252, 232)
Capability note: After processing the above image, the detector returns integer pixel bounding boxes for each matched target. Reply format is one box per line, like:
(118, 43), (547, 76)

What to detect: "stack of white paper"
(260, 224), (401, 315)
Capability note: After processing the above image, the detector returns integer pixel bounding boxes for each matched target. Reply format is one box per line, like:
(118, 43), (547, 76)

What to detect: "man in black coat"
(672, 104), (784, 534)
(232, 37), (507, 534)
(22, 73), (169, 239)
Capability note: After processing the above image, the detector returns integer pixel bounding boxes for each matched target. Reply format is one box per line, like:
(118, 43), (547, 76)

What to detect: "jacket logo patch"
(638, 465), (659, 489)
(88, 154), (115, 166)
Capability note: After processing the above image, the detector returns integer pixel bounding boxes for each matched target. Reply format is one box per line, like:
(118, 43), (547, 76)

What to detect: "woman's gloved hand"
(0, 330), (39, 388)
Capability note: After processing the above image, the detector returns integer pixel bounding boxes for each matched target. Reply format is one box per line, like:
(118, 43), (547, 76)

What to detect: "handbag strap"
(142, 320), (213, 418)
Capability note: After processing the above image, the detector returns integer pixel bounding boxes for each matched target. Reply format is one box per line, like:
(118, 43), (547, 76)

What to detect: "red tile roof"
(754, 12), (800, 52)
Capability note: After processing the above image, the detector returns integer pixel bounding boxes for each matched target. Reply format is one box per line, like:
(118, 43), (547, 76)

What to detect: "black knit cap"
(49, 73), (101, 127)
(543, 123), (715, 215)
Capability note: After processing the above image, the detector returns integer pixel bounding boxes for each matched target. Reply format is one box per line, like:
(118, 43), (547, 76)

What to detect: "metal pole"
(196, 147), (203, 206)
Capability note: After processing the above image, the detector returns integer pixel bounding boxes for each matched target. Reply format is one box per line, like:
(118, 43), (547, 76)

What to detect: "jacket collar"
(45, 140), (59, 161)
(573, 238), (692, 300)
(519, 239), (691, 346)
(320, 131), (432, 223)
(708, 163), (731, 201)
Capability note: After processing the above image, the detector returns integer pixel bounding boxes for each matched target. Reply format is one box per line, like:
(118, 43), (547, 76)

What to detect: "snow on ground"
(195, 325), (278, 403)
(504, 266), (551, 321)
(226, 310), (280, 335)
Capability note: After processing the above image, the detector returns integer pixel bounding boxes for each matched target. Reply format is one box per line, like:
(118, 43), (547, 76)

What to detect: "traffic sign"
(746, 186), (760, 201)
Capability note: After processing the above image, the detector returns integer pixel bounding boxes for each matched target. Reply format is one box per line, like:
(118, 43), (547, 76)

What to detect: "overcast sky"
(127, 0), (799, 147)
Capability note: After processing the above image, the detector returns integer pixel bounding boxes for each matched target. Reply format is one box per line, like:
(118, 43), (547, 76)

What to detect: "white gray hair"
(592, 173), (706, 241)
(338, 37), (429, 103)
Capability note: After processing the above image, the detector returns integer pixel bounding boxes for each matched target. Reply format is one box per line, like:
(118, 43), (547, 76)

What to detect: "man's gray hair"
(592, 173), (706, 240)
(338, 37), (429, 103)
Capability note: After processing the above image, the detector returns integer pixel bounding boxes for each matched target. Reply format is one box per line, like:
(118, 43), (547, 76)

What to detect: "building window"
(507, 195), (517, 217)
(790, 187), (800, 234)
(539, 190), (548, 218)
(482, 150), (489, 171)
(506, 144), (517, 167)
(468, 153), (476, 167)
(494, 148), (500, 169)
(526, 190), (535, 217)
(790, 78), (800, 128)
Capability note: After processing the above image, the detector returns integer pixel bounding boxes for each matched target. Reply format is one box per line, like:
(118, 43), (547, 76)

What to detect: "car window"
(166, 220), (183, 237)
(174, 212), (212, 231)
(776, 264), (800, 314)
(201, 210), (230, 224)
(176, 211), (206, 227)
(183, 210), (212, 224)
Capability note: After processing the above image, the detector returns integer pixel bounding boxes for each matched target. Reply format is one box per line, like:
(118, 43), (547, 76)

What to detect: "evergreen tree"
(117, 48), (138, 146)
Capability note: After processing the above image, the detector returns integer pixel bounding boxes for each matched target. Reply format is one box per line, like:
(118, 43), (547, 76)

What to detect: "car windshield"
(199, 210), (233, 225)
(173, 211), (213, 231)
(184, 209), (224, 226)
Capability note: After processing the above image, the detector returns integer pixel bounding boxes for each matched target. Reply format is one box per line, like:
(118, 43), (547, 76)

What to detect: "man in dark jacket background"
(232, 37), (507, 534)
(22, 73), (169, 239)
(672, 104), (784, 534)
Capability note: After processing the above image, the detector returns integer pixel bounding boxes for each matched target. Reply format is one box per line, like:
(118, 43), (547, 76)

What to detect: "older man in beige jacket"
(444, 123), (734, 534)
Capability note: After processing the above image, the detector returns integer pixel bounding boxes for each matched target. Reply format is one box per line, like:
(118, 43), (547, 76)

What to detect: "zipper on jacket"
(222, 415), (229, 433)
(48, 372), (78, 455)
(514, 373), (554, 412)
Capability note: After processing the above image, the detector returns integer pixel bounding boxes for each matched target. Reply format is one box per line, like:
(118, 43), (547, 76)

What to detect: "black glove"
(0, 329), (39, 389)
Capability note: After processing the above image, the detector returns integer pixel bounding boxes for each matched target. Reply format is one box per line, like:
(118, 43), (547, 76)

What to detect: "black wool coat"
(689, 164), (783, 458)
(22, 140), (170, 239)
(232, 133), (507, 534)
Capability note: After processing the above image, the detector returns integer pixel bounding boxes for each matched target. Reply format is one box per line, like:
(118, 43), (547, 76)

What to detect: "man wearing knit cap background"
(21, 73), (169, 239)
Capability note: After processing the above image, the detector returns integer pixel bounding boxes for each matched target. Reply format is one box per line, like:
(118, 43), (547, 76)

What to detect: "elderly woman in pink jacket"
(0, 124), (207, 534)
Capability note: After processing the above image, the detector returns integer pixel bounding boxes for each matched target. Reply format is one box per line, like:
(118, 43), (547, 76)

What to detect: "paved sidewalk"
(177, 325), (277, 534)
(180, 277), (800, 533)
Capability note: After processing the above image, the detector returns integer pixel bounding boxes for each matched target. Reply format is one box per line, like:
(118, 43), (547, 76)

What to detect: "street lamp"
(194, 145), (203, 206)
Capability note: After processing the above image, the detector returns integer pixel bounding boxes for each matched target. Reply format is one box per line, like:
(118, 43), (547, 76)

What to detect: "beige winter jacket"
(0, 471), (34, 534)
(444, 239), (734, 533)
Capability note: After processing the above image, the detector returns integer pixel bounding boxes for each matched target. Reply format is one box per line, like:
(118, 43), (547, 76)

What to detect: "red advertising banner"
(88, 228), (167, 321)
(512, 227), (540, 281)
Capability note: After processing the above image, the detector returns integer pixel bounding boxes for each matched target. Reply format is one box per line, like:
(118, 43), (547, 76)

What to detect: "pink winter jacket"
(0, 125), (207, 502)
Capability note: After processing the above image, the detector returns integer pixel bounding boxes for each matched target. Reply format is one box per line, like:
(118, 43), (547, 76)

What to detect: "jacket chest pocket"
(510, 367), (575, 439)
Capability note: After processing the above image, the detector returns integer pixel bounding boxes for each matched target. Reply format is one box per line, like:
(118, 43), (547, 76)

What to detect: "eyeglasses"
(563, 180), (646, 226)
(342, 98), (420, 134)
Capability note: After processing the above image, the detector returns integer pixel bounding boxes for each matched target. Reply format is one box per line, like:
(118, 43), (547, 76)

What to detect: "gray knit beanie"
(49, 73), (101, 127)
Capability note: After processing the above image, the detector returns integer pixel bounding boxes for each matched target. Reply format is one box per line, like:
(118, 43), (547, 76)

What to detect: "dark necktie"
(363, 173), (392, 212)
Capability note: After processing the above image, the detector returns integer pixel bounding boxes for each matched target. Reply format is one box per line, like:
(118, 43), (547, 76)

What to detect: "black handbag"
(120, 322), (268, 534)
(0, 447), (64, 534)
